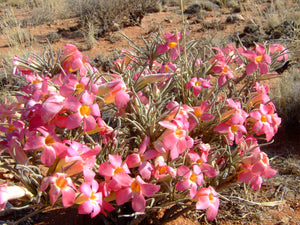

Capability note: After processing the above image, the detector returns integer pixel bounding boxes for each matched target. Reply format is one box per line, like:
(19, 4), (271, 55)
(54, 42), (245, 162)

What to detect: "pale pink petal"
(157, 44), (169, 54)
(259, 63), (269, 74)
(214, 123), (230, 133)
(201, 164), (218, 177)
(98, 162), (114, 177)
(115, 90), (130, 109)
(90, 103), (100, 117)
(79, 183), (92, 197)
(158, 121), (177, 130)
(132, 193), (145, 212)
(62, 187), (75, 207)
(113, 172), (133, 187)
(139, 162), (153, 180)
(206, 198), (219, 221)
(78, 201), (93, 214)
(41, 147), (56, 166)
(81, 91), (94, 105)
(65, 112), (82, 129)
(177, 165), (190, 177)
(140, 183), (160, 197)
(126, 154), (141, 168)
(195, 196), (210, 210)
(90, 203), (100, 218)
(238, 171), (252, 183)
(49, 185), (60, 206)
(246, 62), (258, 75)
(116, 188), (132, 205)
(251, 175), (263, 190)
(41, 95), (64, 123)
(138, 137), (150, 154)
(263, 167), (277, 178)
(175, 180), (190, 191)
(64, 96), (80, 111)
(83, 115), (96, 131)
(24, 136), (44, 150)
(170, 48), (179, 60)
(109, 154), (122, 167)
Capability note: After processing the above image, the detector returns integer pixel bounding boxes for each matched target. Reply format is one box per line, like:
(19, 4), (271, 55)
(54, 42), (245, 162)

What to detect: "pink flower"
(64, 91), (100, 131)
(77, 180), (113, 218)
(158, 119), (194, 159)
(187, 150), (218, 178)
(126, 137), (159, 180)
(189, 101), (214, 131)
(115, 175), (160, 212)
(214, 113), (247, 145)
(193, 186), (219, 221)
(247, 82), (270, 108)
(98, 154), (131, 191)
(185, 77), (211, 96)
(40, 173), (76, 207)
(175, 165), (204, 197)
(157, 32), (184, 60)
(159, 62), (177, 73)
(60, 141), (101, 181)
(97, 79), (130, 109)
(59, 74), (98, 97)
(24, 126), (68, 166)
(239, 151), (276, 190)
(212, 61), (233, 86)
(242, 44), (271, 75)
(269, 44), (288, 61)
(249, 103), (281, 141)
(152, 156), (176, 180)
(60, 44), (88, 74)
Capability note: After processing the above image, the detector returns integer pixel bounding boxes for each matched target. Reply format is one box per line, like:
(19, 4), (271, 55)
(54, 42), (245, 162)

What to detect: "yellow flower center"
(223, 65), (228, 73)
(75, 83), (85, 93)
(158, 166), (167, 174)
(196, 158), (203, 165)
(255, 55), (263, 63)
(140, 154), (145, 163)
(194, 108), (203, 118)
(56, 176), (67, 189)
(195, 81), (202, 86)
(8, 125), (15, 132)
(33, 80), (40, 84)
(90, 191), (97, 201)
(208, 193), (214, 201)
(261, 115), (267, 122)
(190, 173), (197, 182)
(79, 105), (91, 117)
(231, 125), (238, 133)
(131, 180), (141, 193)
(175, 128), (184, 138)
(45, 136), (55, 146)
(164, 65), (169, 72)
(114, 167), (124, 175)
(168, 41), (177, 49)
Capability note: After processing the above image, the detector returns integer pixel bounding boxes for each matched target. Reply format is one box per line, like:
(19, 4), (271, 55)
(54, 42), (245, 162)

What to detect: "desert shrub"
(0, 28), (289, 224)
(69, 0), (161, 37)
(30, 0), (71, 25)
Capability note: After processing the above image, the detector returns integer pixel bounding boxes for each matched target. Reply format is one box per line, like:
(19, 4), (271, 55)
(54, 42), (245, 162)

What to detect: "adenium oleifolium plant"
(0, 31), (288, 222)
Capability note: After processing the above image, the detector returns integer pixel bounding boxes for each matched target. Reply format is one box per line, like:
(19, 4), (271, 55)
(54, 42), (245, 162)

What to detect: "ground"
(0, 0), (299, 224)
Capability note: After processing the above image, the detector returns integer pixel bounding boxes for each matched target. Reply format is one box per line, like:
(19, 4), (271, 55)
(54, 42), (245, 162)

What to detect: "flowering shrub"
(0, 32), (288, 223)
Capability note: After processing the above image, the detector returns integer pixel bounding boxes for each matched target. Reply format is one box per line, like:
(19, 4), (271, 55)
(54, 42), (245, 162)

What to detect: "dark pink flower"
(242, 44), (271, 75)
(157, 32), (184, 60)
(185, 77), (211, 96)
